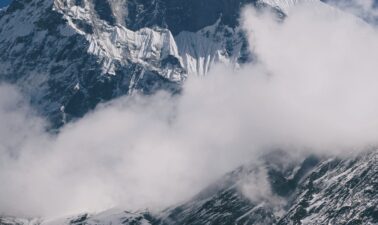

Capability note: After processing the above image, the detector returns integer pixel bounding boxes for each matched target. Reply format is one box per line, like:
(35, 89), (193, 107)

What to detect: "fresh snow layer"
(175, 20), (244, 76)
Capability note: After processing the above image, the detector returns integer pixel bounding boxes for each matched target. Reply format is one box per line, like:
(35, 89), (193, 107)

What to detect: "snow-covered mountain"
(2, 149), (377, 225)
(157, 150), (378, 225)
(0, 0), (311, 127)
(0, 0), (186, 127)
(1, 0), (377, 224)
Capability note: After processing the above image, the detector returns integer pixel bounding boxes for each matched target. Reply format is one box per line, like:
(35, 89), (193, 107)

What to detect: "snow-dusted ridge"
(53, 0), (324, 79)
(53, 0), (185, 81)
(0, 209), (152, 225)
(175, 19), (247, 76)
(259, 0), (320, 14)
(0, 0), (186, 126)
(2, 149), (377, 225)
(0, 0), (255, 125)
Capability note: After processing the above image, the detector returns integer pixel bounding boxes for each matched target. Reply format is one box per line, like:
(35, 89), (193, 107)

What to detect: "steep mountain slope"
(278, 150), (378, 225)
(1, 149), (376, 225)
(157, 150), (378, 225)
(0, 0), (294, 126)
(154, 151), (319, 225)
(0, 0), (184, 127)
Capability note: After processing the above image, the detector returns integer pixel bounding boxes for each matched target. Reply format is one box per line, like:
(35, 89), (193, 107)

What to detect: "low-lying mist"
(1, 1), (378, 218)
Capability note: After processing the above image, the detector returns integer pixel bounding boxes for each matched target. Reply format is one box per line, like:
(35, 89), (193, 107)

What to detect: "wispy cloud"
(1, 1), (378, 218)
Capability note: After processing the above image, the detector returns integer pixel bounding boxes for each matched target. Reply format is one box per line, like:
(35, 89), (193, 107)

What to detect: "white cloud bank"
(1, 1), (378, 218)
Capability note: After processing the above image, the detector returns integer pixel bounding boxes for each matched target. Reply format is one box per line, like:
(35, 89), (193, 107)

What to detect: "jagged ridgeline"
(0, 0), (273, 128)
